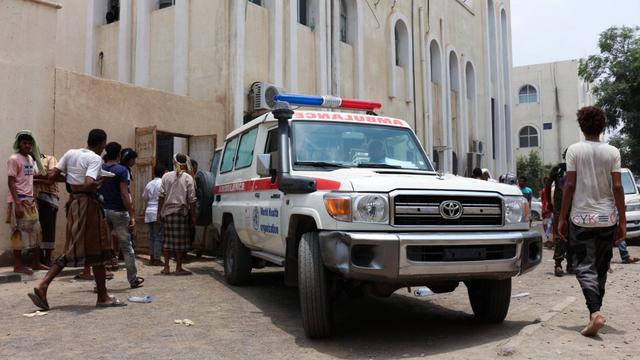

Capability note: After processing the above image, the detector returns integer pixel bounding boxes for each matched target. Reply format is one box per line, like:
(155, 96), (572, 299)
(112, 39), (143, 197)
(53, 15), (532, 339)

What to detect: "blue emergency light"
(273, 93), (382, 111)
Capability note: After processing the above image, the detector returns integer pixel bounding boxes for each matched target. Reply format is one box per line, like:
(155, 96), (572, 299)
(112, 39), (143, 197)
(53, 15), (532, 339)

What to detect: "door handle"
(270, 194), (281, 199)
(255, 193), (260, 198)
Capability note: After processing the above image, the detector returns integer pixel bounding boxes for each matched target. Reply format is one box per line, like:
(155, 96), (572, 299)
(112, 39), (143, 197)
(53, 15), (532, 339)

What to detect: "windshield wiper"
(294, 161), (348, 168)
(356, 163), (402, 169)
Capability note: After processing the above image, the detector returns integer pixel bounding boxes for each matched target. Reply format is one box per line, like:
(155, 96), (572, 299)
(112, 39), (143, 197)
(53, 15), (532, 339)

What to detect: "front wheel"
(466, 278), (511, 323)
(298, 231), (332, 338)
(223, 224), (252, 285)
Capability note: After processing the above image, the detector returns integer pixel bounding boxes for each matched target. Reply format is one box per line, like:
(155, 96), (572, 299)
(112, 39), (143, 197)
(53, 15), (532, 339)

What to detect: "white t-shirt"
(142, 177), (162, 223)
(56, 148), (103, 185)
(566, 141), (621, 227)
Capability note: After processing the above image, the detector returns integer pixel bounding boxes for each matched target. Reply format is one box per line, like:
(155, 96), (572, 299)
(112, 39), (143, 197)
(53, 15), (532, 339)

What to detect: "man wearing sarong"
(158, 153), (197, 275)
(34, 153), (59, 266)
(28, 129), (126, 310)
(6, 130), (49, 274)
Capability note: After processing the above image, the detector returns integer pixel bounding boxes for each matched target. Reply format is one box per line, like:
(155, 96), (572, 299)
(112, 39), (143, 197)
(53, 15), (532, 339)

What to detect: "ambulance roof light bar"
(273, 93), (382, 111)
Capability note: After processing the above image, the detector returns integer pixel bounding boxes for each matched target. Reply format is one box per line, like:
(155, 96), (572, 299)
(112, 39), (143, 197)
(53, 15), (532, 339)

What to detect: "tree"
(516, 151), (551, 196)
(579, 26), (640, 174)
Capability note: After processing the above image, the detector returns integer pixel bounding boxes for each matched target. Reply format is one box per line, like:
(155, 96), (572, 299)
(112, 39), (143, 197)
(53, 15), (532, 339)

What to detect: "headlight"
(324, 193), (389, 223)
(504, 196), (529, 224)
(627, 203), (640, 212)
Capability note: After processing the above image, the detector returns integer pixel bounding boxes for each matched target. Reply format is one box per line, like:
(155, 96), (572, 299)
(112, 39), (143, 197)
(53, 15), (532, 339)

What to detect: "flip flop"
(173, 270), (193, 276)
(96, 296), (127, 308)
(105, 272), (114, 280)
(130, 277), (145, 289)
(74, 273), (94, 281)
(28, 288), (50, 311)
(160, 269), (171, 275)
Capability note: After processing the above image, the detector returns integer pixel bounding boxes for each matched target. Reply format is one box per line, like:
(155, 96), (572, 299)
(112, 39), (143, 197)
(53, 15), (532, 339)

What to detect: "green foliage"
(579, 26), (640, 174)
(516, 151), (551, 196)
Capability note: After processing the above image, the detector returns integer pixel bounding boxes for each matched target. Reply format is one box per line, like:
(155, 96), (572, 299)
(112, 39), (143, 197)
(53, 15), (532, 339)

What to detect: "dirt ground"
(1, 244), (639, 360)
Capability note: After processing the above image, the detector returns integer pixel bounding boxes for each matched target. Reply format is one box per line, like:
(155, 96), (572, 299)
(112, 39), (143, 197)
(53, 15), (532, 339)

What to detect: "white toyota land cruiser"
(212, 95), (542, 338)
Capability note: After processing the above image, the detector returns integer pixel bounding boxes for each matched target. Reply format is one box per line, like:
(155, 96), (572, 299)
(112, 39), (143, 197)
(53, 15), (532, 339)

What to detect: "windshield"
(291, 121), (433, 171)
(622, 171), (637, 195)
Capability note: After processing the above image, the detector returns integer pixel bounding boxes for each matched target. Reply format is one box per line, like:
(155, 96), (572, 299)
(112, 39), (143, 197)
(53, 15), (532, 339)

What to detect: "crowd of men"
(6, 129), (212, 308)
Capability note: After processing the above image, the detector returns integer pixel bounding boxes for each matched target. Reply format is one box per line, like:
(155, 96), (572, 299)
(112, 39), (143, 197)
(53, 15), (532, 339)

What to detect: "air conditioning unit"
(249, 81), (283, 112)
(466, 152), (483, 176)
(471, 139), (484, 154)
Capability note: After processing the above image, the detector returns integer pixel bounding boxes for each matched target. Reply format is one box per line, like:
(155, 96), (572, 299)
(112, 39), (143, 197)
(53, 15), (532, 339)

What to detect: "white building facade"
(55, 0), (515, 176)
(512, 60), (593, 165)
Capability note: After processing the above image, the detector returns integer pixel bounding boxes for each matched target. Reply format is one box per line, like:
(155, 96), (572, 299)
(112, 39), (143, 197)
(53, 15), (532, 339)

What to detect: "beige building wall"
(54, 0), (86, 73)
(55, 0), (515, 177)
(512, 60), (593, 165)
(95, 22), (119, 79)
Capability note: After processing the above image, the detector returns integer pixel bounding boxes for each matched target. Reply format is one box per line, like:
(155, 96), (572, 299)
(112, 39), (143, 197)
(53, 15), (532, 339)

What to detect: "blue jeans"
(147, 222), (164, 259)
(105, 210), (138, 284)
(618, 240), (630, 260)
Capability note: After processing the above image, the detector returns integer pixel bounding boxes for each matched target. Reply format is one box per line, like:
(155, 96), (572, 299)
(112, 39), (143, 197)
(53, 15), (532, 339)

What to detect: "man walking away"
(158, 153), (196, 275)
(143, 165), (166, 266)
(100, 142), (144, 289)
(34, 153), (59, 266)
(558, 106), (626, 337)
(7, 130), (49, 275)
(28, 129), (126, 309)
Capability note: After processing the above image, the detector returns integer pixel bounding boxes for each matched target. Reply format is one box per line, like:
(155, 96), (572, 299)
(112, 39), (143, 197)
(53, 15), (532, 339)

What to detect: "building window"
(518, 85), (538, 104)
(519, 126), (539, 148)
(394, 20), (408, 67)
(340, 0), (348, 43)
(158, 0), (175, 10)
(106, 0), (119, 24)
(248, 0), (263, 6)
(299, 0), (310, 26)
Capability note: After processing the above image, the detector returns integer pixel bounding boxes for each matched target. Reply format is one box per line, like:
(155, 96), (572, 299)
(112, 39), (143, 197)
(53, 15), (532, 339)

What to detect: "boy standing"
(6, 130), (48, 274)
(143, 166), (166, 265)
(558, 106), (626, 337)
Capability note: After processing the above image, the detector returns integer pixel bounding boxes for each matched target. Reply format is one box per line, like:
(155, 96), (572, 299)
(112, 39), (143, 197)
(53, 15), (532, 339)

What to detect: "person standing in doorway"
(158, 153), (196, 275)
(6, 130), (49, 275)
(28, 129), (126, 309)
(143, 165), (166, 266)
(558, 106), (626, 337)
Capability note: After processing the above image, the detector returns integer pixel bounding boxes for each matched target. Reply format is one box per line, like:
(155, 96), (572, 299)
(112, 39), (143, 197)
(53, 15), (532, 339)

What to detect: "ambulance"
(211, 92), (542, 338)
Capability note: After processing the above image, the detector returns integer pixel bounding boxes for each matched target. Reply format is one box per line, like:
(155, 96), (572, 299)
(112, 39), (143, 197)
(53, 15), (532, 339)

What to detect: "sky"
(510, 0), (640, 66)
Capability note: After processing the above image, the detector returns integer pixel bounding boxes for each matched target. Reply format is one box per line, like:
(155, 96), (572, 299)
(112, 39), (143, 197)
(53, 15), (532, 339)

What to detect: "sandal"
(96, 296), (127, 308)
(174, 270), (193, 276)
(27, 288), (50, 311)
(554, 266), (564, 277)
(105, 272), (114, 280)
(74, 273), (94, 281)
(130, 277), (145, 289)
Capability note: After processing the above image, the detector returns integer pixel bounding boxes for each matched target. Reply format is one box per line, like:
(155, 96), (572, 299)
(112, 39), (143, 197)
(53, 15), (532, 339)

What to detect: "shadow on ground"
(188, 264), (531, 359)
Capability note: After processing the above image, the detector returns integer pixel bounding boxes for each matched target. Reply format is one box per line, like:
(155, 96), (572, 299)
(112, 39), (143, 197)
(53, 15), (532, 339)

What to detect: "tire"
(298, 231), (332, 338)
(466, 278), (512, 323)
(223, 224), (252, 285)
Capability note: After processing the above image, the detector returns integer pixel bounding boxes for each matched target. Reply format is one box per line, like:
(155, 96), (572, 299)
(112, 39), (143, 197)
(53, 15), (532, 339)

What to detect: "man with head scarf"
(157, 153), (197, 275)
(6, 130), (49, 274)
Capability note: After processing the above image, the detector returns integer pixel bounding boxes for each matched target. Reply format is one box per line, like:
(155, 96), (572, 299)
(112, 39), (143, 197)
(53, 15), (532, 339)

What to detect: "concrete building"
(55, 0), (516, 177)
(511, 59), (593, 165)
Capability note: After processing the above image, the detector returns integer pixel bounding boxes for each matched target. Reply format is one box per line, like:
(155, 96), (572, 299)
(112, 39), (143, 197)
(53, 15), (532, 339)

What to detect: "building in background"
(55, 0), (515, 177)
(511, 59), (593, 165)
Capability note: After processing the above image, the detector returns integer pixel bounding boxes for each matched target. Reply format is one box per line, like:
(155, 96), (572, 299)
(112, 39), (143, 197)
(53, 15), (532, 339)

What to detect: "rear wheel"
(298, 231), (332, 338)
(466, 278), (512, 323)
(223, 224), (252, 285)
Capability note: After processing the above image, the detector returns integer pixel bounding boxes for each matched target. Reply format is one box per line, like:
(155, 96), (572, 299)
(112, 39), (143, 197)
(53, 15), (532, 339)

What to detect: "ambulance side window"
(235, 127), (258, 169)
(220, 137), (239, 173)
(264, 128), (279, 153)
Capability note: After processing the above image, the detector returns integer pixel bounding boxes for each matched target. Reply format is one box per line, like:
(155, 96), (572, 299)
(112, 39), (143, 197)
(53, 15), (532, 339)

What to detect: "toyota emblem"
(439, 200), (463, 219)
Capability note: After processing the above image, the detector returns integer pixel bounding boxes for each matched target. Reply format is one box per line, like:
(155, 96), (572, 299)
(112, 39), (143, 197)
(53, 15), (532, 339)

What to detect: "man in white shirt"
(28, 129), (126, 310)
(558, 106), (626, 337)
(143, 165), (166, 266)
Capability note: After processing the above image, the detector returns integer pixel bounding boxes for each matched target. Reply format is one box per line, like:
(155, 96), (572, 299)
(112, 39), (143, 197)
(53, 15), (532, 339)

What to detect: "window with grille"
(518, 85), (538, 104)
(519, 126), (539, 148)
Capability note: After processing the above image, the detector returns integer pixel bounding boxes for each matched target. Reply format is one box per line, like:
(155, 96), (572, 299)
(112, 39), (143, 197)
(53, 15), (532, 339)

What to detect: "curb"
(0, 268), (84, 285)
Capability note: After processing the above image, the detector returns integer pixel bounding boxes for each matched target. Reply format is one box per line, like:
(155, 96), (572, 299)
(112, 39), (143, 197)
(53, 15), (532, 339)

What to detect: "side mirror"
(256, 154), (272, 178)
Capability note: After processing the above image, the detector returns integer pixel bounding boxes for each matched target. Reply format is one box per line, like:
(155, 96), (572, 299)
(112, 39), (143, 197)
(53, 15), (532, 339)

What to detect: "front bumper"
(319, 230), (542, 283)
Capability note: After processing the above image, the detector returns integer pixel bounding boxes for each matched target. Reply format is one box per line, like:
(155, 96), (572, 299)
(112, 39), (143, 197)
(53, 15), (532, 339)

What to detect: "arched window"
(339, 0), (348, 43)
(518, 85), (537, 104)
(394, 20), (408, 67)
(519, 126), (539, 148)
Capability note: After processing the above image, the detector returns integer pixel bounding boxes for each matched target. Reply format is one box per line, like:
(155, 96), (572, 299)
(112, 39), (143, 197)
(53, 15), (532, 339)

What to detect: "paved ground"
(1, 245), (640, 360)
